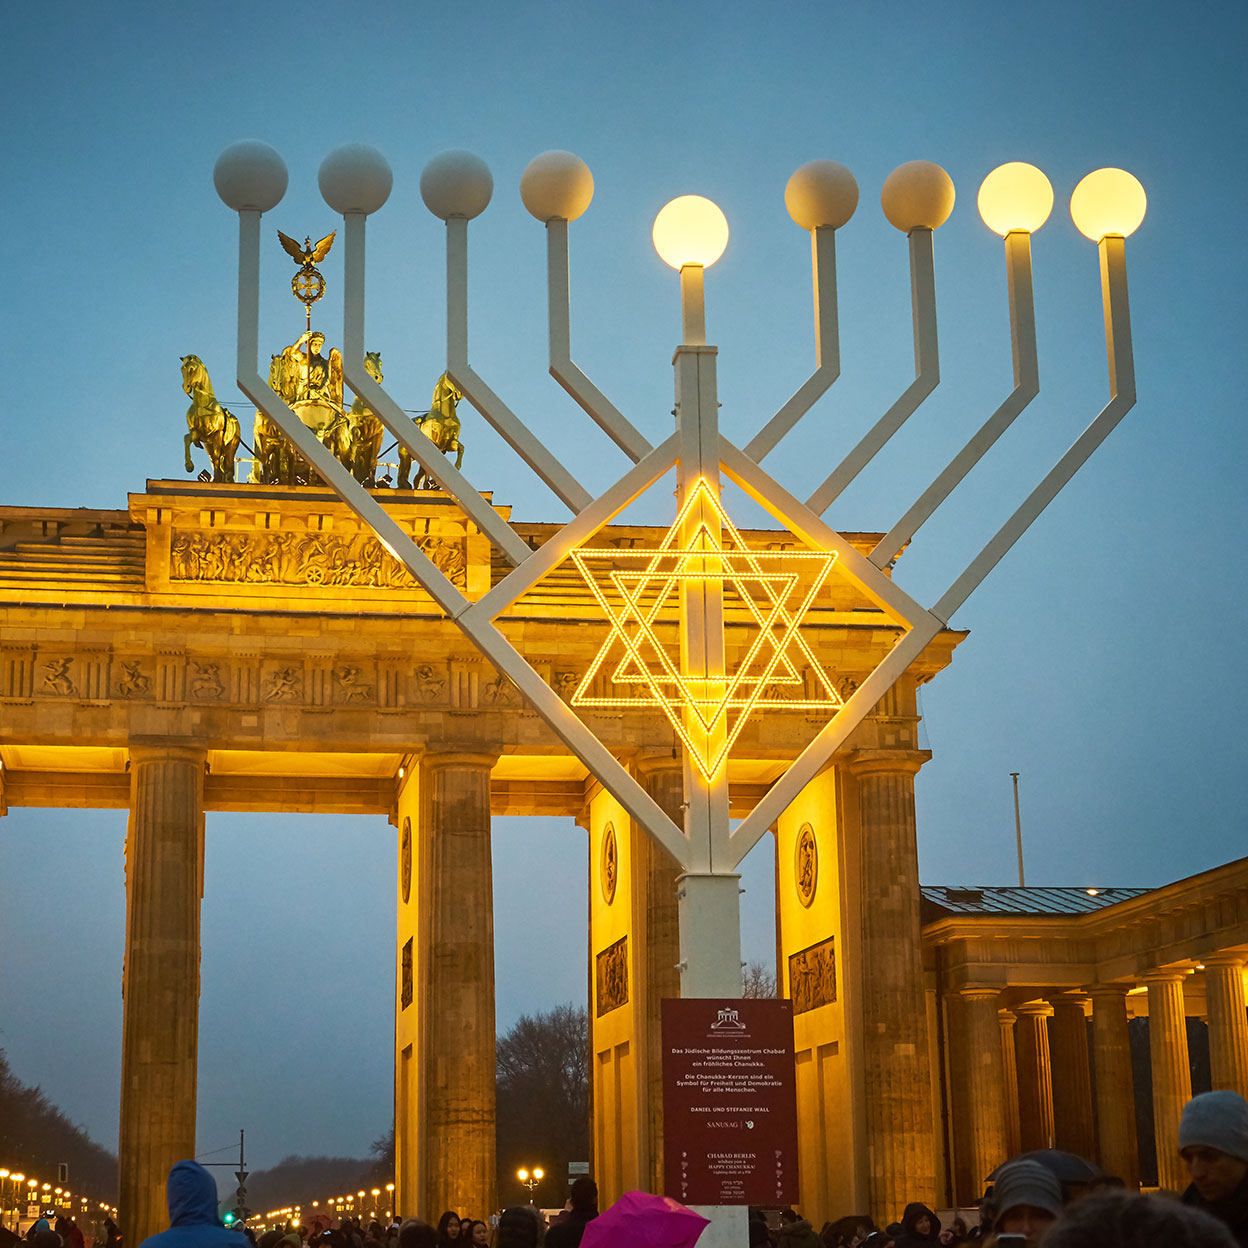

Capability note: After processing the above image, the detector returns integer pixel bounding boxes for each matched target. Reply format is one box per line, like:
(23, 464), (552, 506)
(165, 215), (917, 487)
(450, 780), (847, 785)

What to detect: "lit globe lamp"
(1070, 168), (1147, 242)
(977, 162), (1054, 236)
(652, 194), (729, 346)
(516, 1166), (544, 1196)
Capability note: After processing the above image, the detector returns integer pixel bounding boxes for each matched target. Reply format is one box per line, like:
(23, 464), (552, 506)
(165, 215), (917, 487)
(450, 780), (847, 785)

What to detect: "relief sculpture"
(262, 667), (301, 702)
(117, 661), (151, 697)
(335, 666), (375, 703)
(190, 662), (224, 700)
(169, 530), (468, 590)
(41, 659), (75, 696)
(789, 937), (836, 1015)
(595, 935), (629, 1017)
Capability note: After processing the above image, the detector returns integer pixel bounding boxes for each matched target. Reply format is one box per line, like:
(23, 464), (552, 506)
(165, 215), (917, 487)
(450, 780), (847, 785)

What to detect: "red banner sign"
(661, 997), (799, 1206)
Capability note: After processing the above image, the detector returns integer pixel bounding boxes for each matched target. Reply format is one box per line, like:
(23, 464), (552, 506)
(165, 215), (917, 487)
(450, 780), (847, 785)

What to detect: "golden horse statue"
(399, 372), (466, 490)
(321, 352), (386, 486)
(181, 355), (242, 482)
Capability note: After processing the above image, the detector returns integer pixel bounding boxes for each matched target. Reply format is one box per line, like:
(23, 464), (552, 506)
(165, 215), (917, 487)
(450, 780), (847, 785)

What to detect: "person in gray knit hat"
(1178, 1089), (1248, 1247)
(989, 1158), (1064, 1245)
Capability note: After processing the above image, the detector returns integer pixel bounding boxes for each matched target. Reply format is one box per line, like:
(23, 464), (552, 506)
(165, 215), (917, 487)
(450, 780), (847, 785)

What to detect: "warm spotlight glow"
(517, 1169), (529, 1183)
(533, 1168), (544, 1181)
(652, 195), (729, 270)
(1085, 888), (1100, 896)
(1070, 168), (1146, 241)
(977, 162), (1054, 235)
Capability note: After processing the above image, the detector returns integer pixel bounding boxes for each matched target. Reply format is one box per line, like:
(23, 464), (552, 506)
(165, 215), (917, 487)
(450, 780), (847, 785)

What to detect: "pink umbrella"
(579, 1191), (709, 1248)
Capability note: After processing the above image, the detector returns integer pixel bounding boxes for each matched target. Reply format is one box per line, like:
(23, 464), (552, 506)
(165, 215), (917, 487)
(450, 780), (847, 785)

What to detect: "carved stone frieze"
(596, 935), (629, 1017)
(169, 529), (467, 590)
(789, 937), (836, 1015)
(335, 665), (375, 704)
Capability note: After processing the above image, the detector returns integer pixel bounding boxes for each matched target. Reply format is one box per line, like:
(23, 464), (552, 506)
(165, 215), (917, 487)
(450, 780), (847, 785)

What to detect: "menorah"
(213, 141), (1142, 1005)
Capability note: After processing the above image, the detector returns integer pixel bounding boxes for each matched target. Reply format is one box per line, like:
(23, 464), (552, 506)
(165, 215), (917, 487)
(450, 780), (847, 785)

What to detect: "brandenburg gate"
(0, 142), (1155, 1245)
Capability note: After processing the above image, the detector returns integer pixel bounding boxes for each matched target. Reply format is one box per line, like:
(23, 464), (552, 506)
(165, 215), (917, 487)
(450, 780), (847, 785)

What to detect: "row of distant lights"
(214, 142), (1146, 276)
(0, 1167), (116, 1215)
(260, 1187), (394, 1224)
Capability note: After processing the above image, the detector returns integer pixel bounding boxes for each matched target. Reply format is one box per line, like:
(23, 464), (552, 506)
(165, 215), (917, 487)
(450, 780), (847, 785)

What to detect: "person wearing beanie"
(1178, 1089), (1248, 1247)
(989, 1157), (1064, 1246)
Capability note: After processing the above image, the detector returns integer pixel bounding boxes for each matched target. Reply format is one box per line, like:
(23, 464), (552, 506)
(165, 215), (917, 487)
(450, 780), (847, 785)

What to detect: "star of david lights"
(569, 479), (844, 780)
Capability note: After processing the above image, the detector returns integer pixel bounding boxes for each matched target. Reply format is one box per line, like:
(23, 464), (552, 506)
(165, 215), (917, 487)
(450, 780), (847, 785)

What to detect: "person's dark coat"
(137, 1161), (242, 1248)
(1182, 1170), (1248, 1247)
(893, 1203), (940, 1248)
(777, 1217), (820, 1248)
(544, 1209), (596, 1248)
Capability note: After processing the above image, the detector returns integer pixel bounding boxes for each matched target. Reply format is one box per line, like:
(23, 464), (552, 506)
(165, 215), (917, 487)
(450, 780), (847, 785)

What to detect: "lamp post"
(516, 1168), (543, 1200)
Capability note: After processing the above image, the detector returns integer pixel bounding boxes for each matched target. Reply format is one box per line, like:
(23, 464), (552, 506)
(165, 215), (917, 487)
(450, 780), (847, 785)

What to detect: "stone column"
(119, 741), (205, 1247)
(1014, 1001), (1055, 1152)
(1050, 994), (1096, 1161)
(1145, 971), (1192, 1192)
(635, 758), (684, 1194)
(422, 753), (497, 1220)
(949, 989), (1008, 1203)
(1088, 984), (1138, 1189)
(998, 1009), (1021, 1158)
(1204, 954), (1248, 1097)
(846, 750), (936, 1215)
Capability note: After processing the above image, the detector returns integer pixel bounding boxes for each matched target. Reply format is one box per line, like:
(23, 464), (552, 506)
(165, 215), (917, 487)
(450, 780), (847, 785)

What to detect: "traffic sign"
(235, 1171), (248, 1187)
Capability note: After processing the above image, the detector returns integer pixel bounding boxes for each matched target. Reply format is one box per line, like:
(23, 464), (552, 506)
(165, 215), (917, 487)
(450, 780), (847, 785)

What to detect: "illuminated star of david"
(569, 480), (844, 780)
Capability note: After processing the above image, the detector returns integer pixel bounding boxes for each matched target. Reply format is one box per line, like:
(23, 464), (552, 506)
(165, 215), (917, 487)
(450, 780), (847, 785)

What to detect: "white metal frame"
(227, 163), (1137, 997)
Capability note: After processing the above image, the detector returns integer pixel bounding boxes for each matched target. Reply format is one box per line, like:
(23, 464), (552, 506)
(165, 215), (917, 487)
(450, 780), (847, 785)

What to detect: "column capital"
(843, 747), (932, 779)
(633, 753), (683, 781)
(421, 751), (498, 773)
(1051, 992), (1090, 1014)
(128, 737), (207, 766)
(998, 1007), (1018, 1025)
(1203, 951), (1248, 969)
(1014, 999), (1054, 1019)
(1143, 968), (1190, 986)
(1087, 981), (1133, 999)
(958, 985), (1004, 1002)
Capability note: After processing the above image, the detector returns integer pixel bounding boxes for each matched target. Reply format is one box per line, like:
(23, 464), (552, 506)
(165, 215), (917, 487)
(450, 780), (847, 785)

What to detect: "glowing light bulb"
(652, 195), (729, 269)
(1069, 168), (1146, 241)
(977, 162), (1054, 235)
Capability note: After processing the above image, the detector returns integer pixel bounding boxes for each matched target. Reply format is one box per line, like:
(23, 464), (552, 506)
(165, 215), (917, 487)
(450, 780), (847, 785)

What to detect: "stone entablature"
(0, 483), (964, 765)
(924, 856), (1248, 992)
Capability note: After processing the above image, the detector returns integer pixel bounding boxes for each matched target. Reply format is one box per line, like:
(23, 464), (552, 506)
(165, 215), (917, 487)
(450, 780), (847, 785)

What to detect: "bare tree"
(495, 1005), (589, 1206)
(742, 961), (777, 998)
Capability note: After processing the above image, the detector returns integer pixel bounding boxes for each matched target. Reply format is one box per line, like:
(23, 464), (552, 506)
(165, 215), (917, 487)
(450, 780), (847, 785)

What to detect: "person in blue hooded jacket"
(138, 1161), (242, 1248)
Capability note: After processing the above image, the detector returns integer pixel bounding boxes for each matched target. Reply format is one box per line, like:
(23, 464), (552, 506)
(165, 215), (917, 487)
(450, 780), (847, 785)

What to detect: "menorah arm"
(871, 229), (1040, 567)
(337, 213), (531, 566)
(932, 235), (1136, 623)
(725, 618), (944, 869)
(745, 225), (841, 461)
(460, 431), (680, 628)
(445, 218), (593, 514)
(233, 209), (466, 615)
(546, 219), (652, 462)
(806, 228), (939, 515)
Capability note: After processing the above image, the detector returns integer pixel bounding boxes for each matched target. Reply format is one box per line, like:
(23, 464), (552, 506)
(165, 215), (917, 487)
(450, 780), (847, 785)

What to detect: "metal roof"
(921, 884), (1152, 918)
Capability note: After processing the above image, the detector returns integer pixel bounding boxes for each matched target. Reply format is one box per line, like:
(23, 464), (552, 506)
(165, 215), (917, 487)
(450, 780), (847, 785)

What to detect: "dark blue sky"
(1, 0), (1244, 1177)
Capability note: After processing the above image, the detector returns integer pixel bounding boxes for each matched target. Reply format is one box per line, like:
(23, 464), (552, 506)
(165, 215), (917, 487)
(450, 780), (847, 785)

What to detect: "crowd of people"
(17, 1088), (1243, 1248)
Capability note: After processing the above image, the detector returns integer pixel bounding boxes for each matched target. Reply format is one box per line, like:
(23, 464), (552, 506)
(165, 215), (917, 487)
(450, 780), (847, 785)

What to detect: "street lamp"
(516, 1167), (543, 1196)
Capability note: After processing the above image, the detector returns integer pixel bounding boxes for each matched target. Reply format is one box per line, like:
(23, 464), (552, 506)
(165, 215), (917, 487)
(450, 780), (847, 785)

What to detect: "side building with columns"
(920, 861), (1248, 1204)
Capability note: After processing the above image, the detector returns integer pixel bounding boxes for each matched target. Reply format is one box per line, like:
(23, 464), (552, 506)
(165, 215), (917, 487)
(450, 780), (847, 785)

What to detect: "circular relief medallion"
(400, 816), (412, 904)
(795, 822), (817, 908)
(601, 822), (618, 905)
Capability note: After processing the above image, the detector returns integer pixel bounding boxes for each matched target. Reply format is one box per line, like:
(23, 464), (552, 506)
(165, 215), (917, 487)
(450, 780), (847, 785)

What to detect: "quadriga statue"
(321, 352), (386, 486)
